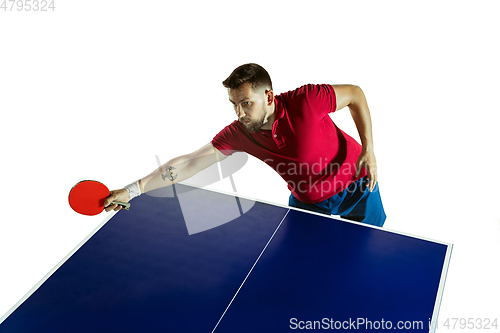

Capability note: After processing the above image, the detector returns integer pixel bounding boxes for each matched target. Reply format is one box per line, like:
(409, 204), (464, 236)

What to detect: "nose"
(236, 105), (245, 118)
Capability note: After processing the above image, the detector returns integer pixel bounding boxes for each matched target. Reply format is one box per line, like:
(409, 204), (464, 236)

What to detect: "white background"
(1, 1), (499, 331)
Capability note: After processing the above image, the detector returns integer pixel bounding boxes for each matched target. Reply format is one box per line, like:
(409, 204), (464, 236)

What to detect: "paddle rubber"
(69, 180), (129, 216)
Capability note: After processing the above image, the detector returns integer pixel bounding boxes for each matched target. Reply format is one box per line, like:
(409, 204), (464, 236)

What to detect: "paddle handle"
(110, 201), (130, 211)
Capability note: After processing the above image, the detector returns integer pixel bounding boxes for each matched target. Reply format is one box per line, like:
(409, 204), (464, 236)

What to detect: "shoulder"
(278, 84), (334, 101)
(278, 84), (336, 114)
(212, 120), (242, 156)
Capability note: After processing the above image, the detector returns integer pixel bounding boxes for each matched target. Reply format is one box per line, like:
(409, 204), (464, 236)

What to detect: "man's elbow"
(352, 84), (363, 96)
(350, 85), (366, 106)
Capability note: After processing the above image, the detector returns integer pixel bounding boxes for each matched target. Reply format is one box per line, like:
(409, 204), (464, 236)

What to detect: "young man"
(105, 64), (386, 227)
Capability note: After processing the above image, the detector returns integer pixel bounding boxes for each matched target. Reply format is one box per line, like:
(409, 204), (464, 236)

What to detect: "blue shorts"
(288, 177), (386, 227)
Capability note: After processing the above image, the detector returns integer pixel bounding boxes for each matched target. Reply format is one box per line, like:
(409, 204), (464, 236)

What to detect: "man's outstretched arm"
(104, 143), (228, 211)
(331, 84), (377, 191)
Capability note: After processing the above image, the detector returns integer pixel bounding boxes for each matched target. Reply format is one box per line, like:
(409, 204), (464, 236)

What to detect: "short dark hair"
(222, 63), (273, 92)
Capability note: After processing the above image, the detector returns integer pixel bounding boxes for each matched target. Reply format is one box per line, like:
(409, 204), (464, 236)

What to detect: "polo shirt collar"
(270, 95), (286, 148)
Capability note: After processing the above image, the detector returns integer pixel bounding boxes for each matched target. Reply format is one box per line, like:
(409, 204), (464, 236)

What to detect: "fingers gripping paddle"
(68, 180), (130, 216)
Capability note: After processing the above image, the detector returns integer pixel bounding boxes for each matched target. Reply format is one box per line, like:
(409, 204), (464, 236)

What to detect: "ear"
(265, 89), (274, 106)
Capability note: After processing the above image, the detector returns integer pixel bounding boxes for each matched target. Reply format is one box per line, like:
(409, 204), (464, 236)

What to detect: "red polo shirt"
(212, 84), (367, 203)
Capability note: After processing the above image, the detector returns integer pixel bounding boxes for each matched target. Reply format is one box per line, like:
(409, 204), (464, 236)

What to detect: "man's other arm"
(331, 84), (377, 191)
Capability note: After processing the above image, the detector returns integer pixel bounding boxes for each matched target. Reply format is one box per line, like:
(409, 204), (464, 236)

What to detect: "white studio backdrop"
(1, 1), (499, 331)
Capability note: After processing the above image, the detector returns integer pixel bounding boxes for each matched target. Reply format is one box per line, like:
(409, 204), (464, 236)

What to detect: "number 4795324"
(443, 318), (498, 330)
(1, 0), (55, 11)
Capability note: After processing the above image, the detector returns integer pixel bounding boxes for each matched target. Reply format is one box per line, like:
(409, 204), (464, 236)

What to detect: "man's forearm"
(348, 86), (374, 151)
(139, 154), (193, 194)
(138, 143), (225, 194)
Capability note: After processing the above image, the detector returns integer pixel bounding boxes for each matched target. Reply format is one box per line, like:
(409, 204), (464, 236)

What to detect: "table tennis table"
(0, 184), (452, 332)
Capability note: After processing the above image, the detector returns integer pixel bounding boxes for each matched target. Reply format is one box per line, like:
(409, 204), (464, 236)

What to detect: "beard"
(240, 108), (266, 133)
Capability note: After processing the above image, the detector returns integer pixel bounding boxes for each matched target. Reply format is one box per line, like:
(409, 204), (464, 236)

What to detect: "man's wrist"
(124, 180), (142, 200)
(361, 143), (374, 153)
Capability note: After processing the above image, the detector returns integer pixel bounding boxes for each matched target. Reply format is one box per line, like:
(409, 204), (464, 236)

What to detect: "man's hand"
(104, 189), (130, 212)
(356, 149), (377, 192)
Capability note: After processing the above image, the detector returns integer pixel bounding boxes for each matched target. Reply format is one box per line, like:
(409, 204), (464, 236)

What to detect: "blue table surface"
(0, 185), (451, 333)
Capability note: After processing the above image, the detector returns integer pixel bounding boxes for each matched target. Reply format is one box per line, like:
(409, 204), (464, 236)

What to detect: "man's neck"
(260, 103), (276, 131)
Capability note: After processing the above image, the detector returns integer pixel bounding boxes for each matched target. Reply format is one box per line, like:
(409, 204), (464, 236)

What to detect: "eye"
(244, 101), (251, 105)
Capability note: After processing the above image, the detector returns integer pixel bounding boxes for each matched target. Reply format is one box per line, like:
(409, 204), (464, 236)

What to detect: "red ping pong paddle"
(68, 180), (130, 216)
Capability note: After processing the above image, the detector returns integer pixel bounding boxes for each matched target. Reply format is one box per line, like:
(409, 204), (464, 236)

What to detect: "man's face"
(228, 83), (270, 133)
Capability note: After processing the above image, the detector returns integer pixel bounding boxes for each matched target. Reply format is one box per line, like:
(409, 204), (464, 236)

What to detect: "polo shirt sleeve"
(308, 84), (337, 116)
(285, 84), (337, 118)
(211, 121), (240, 156)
